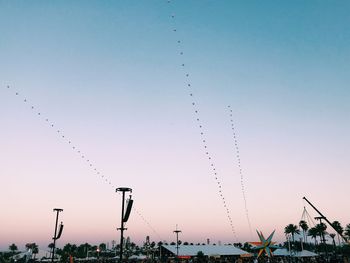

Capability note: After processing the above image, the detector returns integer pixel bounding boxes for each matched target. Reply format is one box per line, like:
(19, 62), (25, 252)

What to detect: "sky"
(0, 0), (349, 251)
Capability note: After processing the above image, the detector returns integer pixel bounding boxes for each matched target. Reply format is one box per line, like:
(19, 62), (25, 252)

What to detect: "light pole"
(51, 208), (63, 263)
(116, 187), (133, 263)
(173, 225), (181, 260)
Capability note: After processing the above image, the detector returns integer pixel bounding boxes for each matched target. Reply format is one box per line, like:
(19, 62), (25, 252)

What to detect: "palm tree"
(130, 242), (136, 255)
(9, 243), (18, 255)
(315, 223), (327, 247)
(331, 221), (344, 245)
(62, 243), (74, 260)
(316, 223), (327, 236)
(299, 220), (309, 243)
(48, 243), (55, 258)
(308, 227), (318, 247)
(25, 243), (32, 251)
(25, 243), (38, 259)
(284, 224), (300, 243)
(99, 243), (106, 251)
(76, 244), (87, 258)
(345, 224), (350, 240)
(32, 244), (39, 260)
(84, 243), (91, 258)
(329, 233), (336, 251)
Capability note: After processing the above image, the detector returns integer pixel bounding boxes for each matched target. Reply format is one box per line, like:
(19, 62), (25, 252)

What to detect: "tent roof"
(273, 249), (318, 258)
(273, 248), (290, 256)
(162, 245), (249, 256)
(295, 250), (318, 257)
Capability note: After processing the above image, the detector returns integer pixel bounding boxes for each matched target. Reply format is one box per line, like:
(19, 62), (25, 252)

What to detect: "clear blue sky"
(1, 0), (349, 250)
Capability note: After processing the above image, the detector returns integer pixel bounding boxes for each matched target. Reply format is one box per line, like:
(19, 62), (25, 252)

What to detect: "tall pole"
(116, 187), (132, 263)
(173, 225), (181, 260)
(120, 190), (126, 262)
(52, 208), (63, 263)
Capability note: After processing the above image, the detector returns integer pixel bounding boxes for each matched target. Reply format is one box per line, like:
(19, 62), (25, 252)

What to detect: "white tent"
(162, 245), (249, 257)
(273, 248), (290, 257)
(273, 248), (317, 258)
(294, 250), (318, 257)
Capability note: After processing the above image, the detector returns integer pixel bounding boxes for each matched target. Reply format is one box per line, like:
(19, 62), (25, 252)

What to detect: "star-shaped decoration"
(249, 230), (280, 258)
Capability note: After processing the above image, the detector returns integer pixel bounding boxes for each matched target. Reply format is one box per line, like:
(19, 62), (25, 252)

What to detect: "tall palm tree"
(315, 223), (327, 246)
(299, 220), (309, 243)
(331, 221), (344, 245)
(308, 227), (318, 247)
(284, 224), (300, 243)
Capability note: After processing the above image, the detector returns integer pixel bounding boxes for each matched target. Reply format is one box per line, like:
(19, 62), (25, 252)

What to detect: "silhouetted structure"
(51, 208), (63, 263)
(116, 187), (133, 263)
(173, 225), (181, 260)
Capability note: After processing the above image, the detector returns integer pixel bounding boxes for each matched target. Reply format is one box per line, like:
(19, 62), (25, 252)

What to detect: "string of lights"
(3, 85), (161, 238)
(227, 105), (253, 238)
(5, 85), (115, 188)
(166, 0), (237, 240)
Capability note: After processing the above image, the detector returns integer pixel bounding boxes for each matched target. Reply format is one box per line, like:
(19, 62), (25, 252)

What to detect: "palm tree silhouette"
(284, 224), (300, 243)
(25, 243), (39, 259)
(315, 222), (327, 252)
(299, 220), (309, 243)
(308, 227), (318, 247)
(32, 244), (39, 260)
(316, 223), (327, 239)
(331, 221), (344, 245)
(9, 243), (18, 255)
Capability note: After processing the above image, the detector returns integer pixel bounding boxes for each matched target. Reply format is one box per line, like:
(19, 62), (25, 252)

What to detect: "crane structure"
(303, 197), (347, 243)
